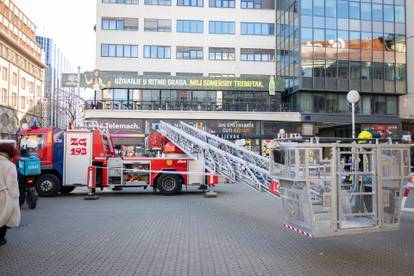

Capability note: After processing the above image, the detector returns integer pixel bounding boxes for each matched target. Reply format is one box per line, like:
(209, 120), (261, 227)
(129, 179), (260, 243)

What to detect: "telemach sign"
(61, 70), (284, 92)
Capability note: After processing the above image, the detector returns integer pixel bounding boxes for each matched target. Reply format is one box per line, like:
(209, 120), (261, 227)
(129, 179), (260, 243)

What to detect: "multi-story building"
(36, 36), (78, 129)
(401, 0), (414, 135)
(84, 0), (303, 155)
(276, 0), (406, 137)
(0, 0), (46, 139)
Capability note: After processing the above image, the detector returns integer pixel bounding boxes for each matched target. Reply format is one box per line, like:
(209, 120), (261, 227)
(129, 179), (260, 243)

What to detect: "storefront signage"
(62, 70), (284, 92)
(85, 119), (144, 134)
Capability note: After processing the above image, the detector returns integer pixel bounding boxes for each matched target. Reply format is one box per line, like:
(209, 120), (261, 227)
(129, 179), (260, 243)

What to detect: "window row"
(101, 18), (275, 35)
(100, 45), (274, 61)
(101, 44), (139, 58)
(293, 93), (398, 116)
(302, 60), (406, 81)
(102, 0), (274, 9)
(102, 18), (139, 31)
(300, 29), (406, 53)
(102, 0), (138, 4)
(301, 1), (405, 23)
(298, 15), (405, 34)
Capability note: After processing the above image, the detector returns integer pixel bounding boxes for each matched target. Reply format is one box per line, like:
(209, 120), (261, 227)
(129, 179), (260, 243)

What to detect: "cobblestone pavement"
(1, 184), (414, 276)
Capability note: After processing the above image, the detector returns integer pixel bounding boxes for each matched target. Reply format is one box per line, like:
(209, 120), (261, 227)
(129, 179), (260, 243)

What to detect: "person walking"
(0, 143), (21, 246)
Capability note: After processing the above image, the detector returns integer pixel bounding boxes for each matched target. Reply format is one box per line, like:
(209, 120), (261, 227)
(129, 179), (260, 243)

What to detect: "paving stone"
(1, 184), (414, 276)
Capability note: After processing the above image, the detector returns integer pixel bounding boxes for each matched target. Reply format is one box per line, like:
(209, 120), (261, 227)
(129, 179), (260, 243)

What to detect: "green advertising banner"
(61, 70), (284, 92)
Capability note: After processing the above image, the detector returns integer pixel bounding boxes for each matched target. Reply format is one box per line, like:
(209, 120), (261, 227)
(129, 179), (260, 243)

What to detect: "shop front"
(88, 118), (303, 157)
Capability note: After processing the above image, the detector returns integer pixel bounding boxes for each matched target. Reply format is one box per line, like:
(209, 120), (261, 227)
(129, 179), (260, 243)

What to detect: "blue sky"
(13, 0), (96, 71)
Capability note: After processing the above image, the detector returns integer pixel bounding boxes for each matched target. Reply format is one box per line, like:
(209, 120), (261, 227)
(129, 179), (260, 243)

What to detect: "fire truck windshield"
(19, 134), (45, 153)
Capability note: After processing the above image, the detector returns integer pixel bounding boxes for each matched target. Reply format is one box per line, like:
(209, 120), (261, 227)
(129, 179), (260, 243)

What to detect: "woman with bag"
(0, 143), (21, 246)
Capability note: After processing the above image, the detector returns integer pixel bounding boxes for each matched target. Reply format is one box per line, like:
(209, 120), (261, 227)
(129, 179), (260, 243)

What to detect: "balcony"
(84, 100), (290, 113)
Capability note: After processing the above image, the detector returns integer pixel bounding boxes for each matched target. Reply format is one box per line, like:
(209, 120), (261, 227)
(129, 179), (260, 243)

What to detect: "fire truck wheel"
(35, 174), (61, 197)
(157, 174), (181, 195)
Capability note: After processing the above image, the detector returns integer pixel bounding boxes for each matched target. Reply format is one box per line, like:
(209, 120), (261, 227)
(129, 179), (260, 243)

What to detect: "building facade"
(401, 0), (414, 134)
(0, 0), (46, 139)
(276, 0), (406, 137)
(86, 0), (302, 155)
(36, 36), (78, 129)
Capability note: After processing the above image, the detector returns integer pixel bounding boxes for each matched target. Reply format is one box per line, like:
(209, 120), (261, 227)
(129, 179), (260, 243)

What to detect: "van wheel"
(35, 174), (61, 197)
(157, 174), (181, 195)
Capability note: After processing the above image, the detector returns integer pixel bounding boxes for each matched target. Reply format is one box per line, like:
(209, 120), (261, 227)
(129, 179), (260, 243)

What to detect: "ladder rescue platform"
(159, 121), (411, 237)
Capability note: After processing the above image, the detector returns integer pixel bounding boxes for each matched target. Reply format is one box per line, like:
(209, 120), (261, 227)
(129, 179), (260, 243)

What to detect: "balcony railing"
(84, 100), (290, 112)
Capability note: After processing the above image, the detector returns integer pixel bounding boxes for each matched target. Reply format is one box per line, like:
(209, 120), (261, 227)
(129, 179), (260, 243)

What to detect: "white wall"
(95, 2), (275, 76)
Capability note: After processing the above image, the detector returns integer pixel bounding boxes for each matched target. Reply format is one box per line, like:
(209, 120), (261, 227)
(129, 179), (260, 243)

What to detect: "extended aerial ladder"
(159, 121), (412, 237)
(159, 121), (279, 196)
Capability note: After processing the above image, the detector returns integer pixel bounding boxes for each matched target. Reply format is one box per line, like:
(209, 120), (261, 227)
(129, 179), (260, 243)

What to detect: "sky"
(13, 0), (96, 72)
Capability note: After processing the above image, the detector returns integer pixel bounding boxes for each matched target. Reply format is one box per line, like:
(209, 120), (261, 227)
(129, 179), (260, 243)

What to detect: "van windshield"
(19, 134), (45, 153)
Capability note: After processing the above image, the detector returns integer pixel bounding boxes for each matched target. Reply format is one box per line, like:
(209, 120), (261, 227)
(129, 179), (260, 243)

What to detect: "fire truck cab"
(18, 126), (114, 196)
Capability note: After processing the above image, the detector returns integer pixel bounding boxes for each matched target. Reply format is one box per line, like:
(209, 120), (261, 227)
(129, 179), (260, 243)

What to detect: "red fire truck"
(18, 125), (214, 197)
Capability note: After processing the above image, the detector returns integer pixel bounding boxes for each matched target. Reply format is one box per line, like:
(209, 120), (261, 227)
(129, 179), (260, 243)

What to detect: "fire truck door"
(63, 131), (93, 186)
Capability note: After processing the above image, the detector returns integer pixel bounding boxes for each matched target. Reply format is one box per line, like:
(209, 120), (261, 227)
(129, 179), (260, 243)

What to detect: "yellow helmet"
(357, 130), (373, 143)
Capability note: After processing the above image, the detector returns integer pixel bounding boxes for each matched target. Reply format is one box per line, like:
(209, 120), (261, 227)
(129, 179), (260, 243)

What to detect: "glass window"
(385, 63), (395, 80)
(386, 97), (397, 115)
(395, 6), (405, 23)
(361, 62), (371, 79)
(240, 22), (274, 36)
(177, 20), (203, 33)
(325, 60), (337, 78)
(101, 44), (138, 58)
(209, 21), (235, 34)
(338, 60), (349, 79)
(177, 0), (203, 7)
(337, 0), (348, 19)
(101, 44), (109, 57)
(373, 62), (384, 80)
(313, 17), (324, 29)
(372, 4), (383, 21)
(209, 0), (235, 8)
(301, 0), (312, 15)
(144, 0), (171, 5)
(144, 19), (171, 32)
(241, 0), (266, 9)
(349, 2), (360, 19)
(176, 46), (203, 59)
(325, 0), (336, 18)
(384, 5), (394, 22)
(301, 28), (313, 43)
(240, 48), (274, 62)
(144, 45), (171, 59)
(395, 64), (406, 80)
(313, 0), (324, 16)
(102, 0), (138, 4)
(349, 31), (361, 49)
(208, 47), (235, 60)
(350, 61), (360, 79)
(313, 29), (324, 42)
(361, 3), (371, 20)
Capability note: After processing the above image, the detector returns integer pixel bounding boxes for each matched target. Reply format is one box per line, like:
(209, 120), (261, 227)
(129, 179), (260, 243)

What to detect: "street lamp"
(346, 90), (360, 139)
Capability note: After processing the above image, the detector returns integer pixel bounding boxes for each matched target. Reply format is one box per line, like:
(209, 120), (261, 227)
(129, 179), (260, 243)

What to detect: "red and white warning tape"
(283, 223), (312, 238)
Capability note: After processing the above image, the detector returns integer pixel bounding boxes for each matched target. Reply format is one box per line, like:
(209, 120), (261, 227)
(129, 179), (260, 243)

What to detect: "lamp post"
(346, 90), (360, 139)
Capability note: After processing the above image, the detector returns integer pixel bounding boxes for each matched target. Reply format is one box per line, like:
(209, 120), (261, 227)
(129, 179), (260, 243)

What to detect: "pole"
(351, 102), (355, 139)
(76, 66), (81, 127)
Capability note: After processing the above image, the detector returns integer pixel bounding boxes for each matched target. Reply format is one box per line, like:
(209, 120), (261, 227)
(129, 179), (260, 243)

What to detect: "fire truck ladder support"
(158, 121), (279, 197)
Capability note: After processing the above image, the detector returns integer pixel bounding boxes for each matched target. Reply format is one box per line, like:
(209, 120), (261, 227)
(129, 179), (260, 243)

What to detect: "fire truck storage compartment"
(63, 131), (93, 186)
(107, 158), (150, 186)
